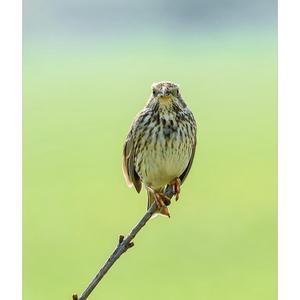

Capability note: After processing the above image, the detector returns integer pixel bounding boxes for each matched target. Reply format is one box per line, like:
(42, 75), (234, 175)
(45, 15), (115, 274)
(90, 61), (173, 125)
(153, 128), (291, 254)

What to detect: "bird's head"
(149, 81), (186, 110)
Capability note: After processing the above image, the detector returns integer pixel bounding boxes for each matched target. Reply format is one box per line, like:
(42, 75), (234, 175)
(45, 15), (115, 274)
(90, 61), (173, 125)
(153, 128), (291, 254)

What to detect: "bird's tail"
(147, 189), (156, 211)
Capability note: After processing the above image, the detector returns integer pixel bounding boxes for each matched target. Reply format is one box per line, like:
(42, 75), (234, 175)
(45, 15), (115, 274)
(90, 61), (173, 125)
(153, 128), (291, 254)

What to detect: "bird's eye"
(171, 89), (179, 96)
(152, 90), (157, 96)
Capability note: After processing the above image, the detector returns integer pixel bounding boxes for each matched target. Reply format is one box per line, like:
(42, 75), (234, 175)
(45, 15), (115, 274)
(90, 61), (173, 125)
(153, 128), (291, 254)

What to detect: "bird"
(122, 81), (197, 217)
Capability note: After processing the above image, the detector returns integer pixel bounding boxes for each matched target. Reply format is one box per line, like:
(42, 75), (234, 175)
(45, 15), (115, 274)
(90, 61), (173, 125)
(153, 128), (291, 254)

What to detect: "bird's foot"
(154, 192), (171, 217)
(170, 177), (181, 201)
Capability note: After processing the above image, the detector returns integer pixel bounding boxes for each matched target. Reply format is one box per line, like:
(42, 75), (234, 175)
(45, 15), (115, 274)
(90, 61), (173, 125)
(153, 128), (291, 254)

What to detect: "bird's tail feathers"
(147, 189), (156, 210)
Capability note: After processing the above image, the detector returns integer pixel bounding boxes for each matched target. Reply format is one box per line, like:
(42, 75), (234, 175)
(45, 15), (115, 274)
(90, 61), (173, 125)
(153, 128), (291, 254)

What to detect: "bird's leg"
(146, 186), (171, 217)
(157, 192), (171, 206)
(170, 177), (181, 201)
(153, 192), (171, 218)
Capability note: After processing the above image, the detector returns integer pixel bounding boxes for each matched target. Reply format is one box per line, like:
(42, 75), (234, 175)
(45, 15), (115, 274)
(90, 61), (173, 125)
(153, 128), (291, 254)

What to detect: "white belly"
(137, 133), (192, 189)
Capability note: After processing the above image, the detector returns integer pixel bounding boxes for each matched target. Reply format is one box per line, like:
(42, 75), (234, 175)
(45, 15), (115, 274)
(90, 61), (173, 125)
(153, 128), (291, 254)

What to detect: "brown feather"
(179, 138), (196, 184)
(122, 129), (142, 193)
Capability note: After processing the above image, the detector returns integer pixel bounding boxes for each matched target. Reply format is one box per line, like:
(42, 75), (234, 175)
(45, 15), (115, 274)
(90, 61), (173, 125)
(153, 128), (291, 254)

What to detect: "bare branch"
(73, 201), (156, 299)
(73, 187), (175, 300)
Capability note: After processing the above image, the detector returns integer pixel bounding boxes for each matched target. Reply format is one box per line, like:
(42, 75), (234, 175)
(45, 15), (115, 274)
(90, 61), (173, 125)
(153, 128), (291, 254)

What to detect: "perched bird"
(122, 81), (197, 217)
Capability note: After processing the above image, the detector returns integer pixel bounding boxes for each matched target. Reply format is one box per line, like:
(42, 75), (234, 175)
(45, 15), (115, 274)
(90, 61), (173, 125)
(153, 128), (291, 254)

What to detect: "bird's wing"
(122, 121), (142, 193)
(179, 138), (197, 184)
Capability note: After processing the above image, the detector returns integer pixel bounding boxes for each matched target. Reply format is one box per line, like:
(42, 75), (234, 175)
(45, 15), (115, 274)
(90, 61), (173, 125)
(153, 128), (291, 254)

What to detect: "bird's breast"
(135, 111), (194, 189)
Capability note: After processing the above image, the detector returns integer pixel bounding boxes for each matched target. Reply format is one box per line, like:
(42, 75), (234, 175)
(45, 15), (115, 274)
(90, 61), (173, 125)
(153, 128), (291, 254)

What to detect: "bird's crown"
(152, 81), (179, 91)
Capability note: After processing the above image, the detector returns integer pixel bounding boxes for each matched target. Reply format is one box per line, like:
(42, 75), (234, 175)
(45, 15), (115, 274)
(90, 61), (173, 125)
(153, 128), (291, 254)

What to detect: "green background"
(24, 2), (277, 297)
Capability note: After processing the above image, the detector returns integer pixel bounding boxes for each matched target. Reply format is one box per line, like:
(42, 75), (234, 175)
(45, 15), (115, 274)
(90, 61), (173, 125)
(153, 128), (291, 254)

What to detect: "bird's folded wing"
(122, 127), (142, 193)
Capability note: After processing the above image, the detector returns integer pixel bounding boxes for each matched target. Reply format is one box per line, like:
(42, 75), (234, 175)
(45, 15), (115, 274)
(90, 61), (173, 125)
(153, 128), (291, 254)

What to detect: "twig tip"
(119, 235), (125, 244)
(128, 242), (134, 248)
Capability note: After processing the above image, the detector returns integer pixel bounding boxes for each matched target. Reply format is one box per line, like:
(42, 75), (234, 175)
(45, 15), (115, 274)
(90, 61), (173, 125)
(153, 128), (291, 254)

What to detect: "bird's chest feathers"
(140, 112), (191, 184)
(155, 112), (179, 143)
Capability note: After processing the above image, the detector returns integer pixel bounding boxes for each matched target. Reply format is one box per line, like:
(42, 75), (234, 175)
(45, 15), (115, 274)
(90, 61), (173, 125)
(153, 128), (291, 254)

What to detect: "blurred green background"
(23, 1), (277, 299)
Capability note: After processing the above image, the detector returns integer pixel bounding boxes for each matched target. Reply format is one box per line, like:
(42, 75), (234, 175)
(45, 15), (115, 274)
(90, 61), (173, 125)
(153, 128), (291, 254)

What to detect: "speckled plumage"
(123, 81), (197, 215)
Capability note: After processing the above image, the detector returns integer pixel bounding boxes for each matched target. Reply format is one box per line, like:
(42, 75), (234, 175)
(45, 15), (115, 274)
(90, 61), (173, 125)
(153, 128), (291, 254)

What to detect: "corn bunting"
(122, 81), (197, 217)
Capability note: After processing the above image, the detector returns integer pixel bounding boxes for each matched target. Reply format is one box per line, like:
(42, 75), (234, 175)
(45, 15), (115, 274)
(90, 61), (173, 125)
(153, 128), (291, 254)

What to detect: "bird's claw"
(154, 192), (171, 217)
(171, 177), (181, 201)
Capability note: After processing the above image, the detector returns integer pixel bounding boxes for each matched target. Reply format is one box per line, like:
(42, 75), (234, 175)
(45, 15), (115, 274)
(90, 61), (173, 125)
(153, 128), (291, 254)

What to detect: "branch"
(72, 187), (174, 300)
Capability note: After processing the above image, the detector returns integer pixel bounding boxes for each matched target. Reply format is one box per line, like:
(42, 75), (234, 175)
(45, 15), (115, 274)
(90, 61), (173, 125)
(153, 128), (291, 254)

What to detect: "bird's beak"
(160, 86), (169, 97)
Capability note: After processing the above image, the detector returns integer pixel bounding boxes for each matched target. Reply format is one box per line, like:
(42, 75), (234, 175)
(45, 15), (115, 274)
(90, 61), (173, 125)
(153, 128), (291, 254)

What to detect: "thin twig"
(73, 187), (174, 300)
(73, 202), (157, 300)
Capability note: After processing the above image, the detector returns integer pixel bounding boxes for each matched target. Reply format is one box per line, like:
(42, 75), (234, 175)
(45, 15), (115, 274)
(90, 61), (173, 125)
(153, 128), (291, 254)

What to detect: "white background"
(0, 0), (22, 299)
(278, 0), (300, 299)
